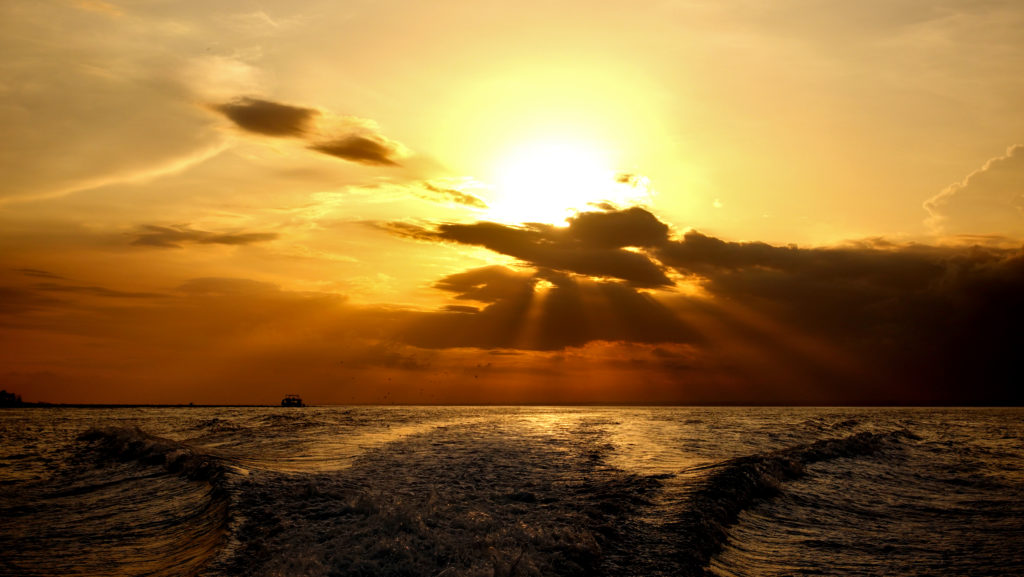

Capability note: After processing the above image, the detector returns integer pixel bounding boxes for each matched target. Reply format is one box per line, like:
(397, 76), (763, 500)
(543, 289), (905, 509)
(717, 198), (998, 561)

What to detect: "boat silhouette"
(280, 394), (305, 407)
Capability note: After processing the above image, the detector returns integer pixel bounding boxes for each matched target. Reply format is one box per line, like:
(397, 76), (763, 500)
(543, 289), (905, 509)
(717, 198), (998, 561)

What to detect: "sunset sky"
(2, 0), (1023, 404)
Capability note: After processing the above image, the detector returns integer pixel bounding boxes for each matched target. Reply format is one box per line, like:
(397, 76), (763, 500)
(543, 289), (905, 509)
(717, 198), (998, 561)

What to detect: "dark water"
(1, 407), (1021, 576)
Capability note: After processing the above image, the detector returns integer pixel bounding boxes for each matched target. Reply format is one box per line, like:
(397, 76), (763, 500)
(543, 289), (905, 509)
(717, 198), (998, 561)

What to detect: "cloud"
(565, 206), (669, 248)
(175, 277), (284, 296)
(443, 305), (480, 313)
(32, 282), (164, 299)
(0, 3), (243, 204)
(924, 144), (1024, 236)
(385, 204), (1024, 402)
(15, 268), (65, 280)
(310, 134), (402, 166)
(388, 207), (674, 287)
(6, 202), (1023, 403)
(433, 266), (535, 303)
(0, 279), (164, 321)
(131, 225), (278, 248)
(212, 95), (407, 167)
(341, 342), (431, 370)
(656, 229), (1024, 403)
(6, 220), (1024, 404)
(0, 287), (65, 314)
(215, 97), (319, 137)
(419, 182), (488, 209)
(399, 266), (699, 351)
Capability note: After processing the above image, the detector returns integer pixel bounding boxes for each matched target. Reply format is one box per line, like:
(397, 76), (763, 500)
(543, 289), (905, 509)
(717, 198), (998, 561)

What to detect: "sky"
(1, 0), (1023, 405)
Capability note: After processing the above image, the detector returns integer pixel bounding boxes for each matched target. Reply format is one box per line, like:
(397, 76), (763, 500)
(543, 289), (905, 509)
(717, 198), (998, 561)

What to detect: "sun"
(487, 139), (628, 225)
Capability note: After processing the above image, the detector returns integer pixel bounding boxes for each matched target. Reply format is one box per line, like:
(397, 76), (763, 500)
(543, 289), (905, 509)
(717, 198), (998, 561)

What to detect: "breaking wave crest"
(78, 426), (229, 482)
(0, 426), (230, 577)
(665, 430), (915, 575)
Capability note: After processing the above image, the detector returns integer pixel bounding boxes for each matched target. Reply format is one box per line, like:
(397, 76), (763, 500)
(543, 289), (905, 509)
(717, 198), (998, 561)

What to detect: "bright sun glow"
(488, 140), (637, 225)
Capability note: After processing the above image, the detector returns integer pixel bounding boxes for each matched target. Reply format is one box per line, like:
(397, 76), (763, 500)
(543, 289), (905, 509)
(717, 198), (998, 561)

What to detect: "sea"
(1, 406), (1022, 576)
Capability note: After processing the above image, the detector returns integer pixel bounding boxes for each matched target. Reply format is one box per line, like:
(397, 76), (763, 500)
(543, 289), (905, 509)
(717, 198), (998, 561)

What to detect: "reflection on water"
(1, 406), (1022, 576)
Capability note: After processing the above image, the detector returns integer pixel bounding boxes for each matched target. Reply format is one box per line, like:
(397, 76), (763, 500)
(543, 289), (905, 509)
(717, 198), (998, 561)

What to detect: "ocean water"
(1, 406), (1022, 576)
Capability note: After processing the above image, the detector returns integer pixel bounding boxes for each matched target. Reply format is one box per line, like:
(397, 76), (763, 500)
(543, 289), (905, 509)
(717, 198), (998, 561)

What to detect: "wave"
(666, 430), (915, 575)
(78, 426), (229, 482)
(0, 427), (231, 577)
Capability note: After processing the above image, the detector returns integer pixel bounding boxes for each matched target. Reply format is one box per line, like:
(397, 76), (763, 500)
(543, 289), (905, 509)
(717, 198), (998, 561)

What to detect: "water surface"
(1, 406), (1021, 576)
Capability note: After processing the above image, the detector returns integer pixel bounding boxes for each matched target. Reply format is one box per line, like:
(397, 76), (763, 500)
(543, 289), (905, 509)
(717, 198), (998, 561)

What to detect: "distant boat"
(280, 394), (305, 407)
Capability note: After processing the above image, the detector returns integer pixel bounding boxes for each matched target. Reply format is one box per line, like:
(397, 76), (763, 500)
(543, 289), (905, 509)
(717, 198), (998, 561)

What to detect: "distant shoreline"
(2, 402), (1022, 408)
(0, 403), (274, 408)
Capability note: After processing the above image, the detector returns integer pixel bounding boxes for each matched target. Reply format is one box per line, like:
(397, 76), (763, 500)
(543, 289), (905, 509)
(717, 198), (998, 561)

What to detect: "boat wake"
(655, 430), (916, 576)
(201, 423), (911, 577)
(11, 408), (1005, 577)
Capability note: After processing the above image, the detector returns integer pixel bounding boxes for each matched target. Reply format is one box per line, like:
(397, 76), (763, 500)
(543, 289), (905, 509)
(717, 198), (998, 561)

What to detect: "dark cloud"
(566, 206), (669, 248)
(8, 199), (1023, 404)
(434, 266), (535, 303)
(215, 97), (319, 137)
(215, 96), (407, 167)
(396, 265), (699, 351)
(310, 135), (401, 166)
(419, 182), (488, 209)
(657, 230), (1024, 403)
(131, 225), (278, 248)
(389, 207), (674, 287)
(387, 205), (1024, 403)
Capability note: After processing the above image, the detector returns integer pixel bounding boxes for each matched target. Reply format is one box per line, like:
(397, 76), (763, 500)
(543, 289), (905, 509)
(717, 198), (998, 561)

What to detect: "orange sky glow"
(2, 0), (1023, 405)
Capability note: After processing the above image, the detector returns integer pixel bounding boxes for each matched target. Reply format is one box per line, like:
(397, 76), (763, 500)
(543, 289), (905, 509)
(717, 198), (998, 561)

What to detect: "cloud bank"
(4, 206), (1022, 404)
(386, 206), (1024, 404)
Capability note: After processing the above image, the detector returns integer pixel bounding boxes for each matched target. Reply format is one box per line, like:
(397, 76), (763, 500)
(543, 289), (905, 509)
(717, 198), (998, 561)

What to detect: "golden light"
(487, 139), (624, 225)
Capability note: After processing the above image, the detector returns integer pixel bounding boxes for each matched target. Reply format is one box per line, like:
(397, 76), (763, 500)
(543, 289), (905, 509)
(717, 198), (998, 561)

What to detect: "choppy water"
(1, 406), (1021, 576)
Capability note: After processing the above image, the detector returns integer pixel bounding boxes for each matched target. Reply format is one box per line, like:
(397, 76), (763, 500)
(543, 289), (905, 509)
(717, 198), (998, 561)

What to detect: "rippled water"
(1, 406), (1021, 576)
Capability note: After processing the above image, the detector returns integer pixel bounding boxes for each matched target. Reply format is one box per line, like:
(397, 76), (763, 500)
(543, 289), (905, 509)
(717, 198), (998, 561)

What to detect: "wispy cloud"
(419, 182), (488, 208)
(14, 268), (65, 280)
(130, 225), (278, 248)
(33, 282), (165, 299)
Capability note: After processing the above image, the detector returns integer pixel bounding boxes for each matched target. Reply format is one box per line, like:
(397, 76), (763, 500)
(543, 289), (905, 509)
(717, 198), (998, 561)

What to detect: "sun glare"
(488, 140), (628, 225)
